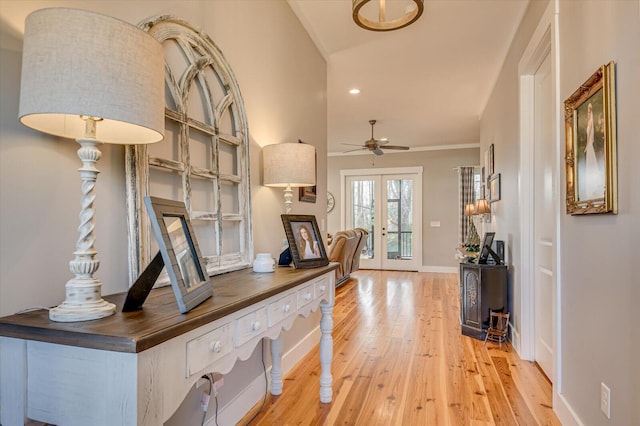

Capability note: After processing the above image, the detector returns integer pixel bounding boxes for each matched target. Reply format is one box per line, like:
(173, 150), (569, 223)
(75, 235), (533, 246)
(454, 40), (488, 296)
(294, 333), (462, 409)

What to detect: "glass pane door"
(345, 172), (419, 271)
(382, 175), (416, 270)
(385, 178), (413, 260)
(347, 176), (380, 269)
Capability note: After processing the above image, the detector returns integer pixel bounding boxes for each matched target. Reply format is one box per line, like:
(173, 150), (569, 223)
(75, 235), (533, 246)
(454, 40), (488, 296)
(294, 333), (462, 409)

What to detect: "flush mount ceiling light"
(353, 0), (424, 32)
(349, 88), (361, 94)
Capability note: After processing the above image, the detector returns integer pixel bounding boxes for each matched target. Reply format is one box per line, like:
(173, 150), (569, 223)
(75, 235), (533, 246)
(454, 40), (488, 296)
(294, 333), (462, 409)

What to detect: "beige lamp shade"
(464, 203), (476, 216)
(263, 143), (316, 187)
(475, 199), (491, 215)
(18, 8), (165, 144)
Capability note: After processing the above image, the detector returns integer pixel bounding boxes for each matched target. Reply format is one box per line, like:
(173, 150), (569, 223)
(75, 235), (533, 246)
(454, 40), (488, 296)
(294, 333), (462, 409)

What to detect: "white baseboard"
(510, 323), (521, 355)
(281, 325), (322, 374)
(419, 265), (458, 273)
(209, 325), (321, 425)
(212, 370), (267, 425)
(554, 392), (584, 426)
(510, 326), (583, 426)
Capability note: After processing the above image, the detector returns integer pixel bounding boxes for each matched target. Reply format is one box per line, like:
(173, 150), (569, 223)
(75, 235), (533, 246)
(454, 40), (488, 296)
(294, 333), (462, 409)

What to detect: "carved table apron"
(0, 264), (337, 426)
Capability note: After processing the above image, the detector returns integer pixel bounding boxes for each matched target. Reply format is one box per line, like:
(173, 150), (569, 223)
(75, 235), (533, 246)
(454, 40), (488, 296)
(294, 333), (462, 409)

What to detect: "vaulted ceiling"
(287, 0), (529, 155)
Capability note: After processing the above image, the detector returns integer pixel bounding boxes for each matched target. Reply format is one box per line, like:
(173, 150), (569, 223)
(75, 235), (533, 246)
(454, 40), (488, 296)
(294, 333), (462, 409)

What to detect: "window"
(126, 16), (252, 284)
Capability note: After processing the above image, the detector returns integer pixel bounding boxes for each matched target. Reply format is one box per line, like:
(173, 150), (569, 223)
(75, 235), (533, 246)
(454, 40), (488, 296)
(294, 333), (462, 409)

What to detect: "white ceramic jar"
(253, 253), (275, 273)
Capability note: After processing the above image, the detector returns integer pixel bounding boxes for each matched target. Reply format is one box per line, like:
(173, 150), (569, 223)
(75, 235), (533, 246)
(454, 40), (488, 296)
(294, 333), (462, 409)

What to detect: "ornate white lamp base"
(284, 183), (293, 214)
(49, 118), (116, 322)
(49, 287), (116, 322)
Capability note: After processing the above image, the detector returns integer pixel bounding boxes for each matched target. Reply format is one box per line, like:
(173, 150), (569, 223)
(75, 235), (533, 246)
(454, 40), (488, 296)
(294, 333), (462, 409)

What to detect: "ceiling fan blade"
(382, 145), (410, 150)
(373, 148), (384, 156)
(343, 147), (367, 153)
(341, 143), (366, 147)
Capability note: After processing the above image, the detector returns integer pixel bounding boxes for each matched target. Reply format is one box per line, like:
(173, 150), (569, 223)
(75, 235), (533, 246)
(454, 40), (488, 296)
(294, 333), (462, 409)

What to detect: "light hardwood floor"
(241, 270), (561, 426)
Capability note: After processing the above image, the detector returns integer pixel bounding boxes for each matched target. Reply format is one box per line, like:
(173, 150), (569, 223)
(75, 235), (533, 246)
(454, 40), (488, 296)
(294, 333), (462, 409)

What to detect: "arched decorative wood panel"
(126, 15), (252, 284)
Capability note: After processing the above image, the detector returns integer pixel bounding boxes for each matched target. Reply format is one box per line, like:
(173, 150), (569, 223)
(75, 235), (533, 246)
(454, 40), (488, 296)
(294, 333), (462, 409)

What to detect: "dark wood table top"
(0, 264), (337, 353)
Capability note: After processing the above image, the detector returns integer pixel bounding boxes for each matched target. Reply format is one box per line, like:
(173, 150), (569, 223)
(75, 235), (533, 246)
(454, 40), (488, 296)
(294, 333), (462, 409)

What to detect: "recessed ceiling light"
(349, 88), (360, 95)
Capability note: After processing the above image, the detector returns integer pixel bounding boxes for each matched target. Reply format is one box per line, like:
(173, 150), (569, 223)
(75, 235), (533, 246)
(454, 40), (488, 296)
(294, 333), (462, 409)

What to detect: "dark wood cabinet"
(459, 262), (508, 340)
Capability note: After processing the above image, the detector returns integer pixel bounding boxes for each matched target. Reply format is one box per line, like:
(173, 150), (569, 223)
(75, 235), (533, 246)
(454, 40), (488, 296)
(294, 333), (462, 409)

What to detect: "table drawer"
(297, 284), (315, 309)
(268, 293), (296, 326)
(235, 307), (268, 346)
(186, 323), (233, 377)
(314, 276), (330, 300)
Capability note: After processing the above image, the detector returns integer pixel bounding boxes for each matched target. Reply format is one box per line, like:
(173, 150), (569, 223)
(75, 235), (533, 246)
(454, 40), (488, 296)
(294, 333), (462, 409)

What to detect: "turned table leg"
(319, 302), (334, 403)
(270, 334), (283, 395)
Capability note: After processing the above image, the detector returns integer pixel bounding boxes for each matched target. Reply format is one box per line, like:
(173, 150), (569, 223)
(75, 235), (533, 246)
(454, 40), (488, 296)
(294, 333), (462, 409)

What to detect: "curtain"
(458, 167), (475, 245)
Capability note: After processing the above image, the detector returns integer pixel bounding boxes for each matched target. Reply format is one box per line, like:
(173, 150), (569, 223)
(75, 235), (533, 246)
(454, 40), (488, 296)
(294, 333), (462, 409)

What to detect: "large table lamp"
(463, 202), (480, 247)
(263, 143), (316, 213)
(18, 8), (165, 322)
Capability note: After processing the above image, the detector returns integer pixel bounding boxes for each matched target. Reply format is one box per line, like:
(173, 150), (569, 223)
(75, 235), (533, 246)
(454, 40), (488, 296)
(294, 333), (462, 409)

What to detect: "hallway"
(244, 270), (560, 425)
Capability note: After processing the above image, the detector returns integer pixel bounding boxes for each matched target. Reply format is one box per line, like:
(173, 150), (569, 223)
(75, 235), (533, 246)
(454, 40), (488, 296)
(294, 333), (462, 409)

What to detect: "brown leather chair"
(328, 229), (369, 286)
(351, 228), (369, 271)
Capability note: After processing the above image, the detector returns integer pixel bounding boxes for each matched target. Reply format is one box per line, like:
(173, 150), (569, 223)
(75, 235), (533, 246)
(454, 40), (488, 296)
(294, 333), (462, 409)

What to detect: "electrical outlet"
(600, 382), (611, 419)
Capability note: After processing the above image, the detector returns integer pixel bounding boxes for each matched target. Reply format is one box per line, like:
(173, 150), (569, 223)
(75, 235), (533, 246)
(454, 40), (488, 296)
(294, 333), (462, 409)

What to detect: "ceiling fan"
(343, 120), (410, 156)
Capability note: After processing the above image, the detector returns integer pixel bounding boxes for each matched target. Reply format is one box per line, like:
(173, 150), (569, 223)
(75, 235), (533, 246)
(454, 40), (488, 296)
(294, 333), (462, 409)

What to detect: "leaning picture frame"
(144, 196), (212, 313)
(281, 214), (329, 269)
(564, 61), (617, 215)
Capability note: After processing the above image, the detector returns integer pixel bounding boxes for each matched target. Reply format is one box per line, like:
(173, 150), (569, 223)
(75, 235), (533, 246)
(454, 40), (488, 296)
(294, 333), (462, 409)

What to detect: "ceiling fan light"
(344, 119), (410, 156)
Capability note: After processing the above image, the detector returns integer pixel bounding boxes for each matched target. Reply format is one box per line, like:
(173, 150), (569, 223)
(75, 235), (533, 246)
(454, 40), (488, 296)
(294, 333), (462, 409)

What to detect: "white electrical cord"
(200, 374), (212, 426)
(200, 373), (220, 426)
(242, 340), (269, 426)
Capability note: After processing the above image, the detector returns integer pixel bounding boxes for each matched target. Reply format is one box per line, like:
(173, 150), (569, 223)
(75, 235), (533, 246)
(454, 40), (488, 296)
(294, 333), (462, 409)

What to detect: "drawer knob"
(319, 285), (326, 292)
(252, 321), (261, 331)
(283, 304), (290, 313)
(305, 293), (312, 301)
(210, 341), (223, 353)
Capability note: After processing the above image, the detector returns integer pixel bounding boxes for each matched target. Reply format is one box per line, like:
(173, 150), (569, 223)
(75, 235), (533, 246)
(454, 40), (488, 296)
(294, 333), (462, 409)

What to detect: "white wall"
(0, 1), (327, 424)
(481, 0), (639, 424)
(479, 0), (550, 352)
(327, 148), (480, 269)
(557, 1), (639, 424)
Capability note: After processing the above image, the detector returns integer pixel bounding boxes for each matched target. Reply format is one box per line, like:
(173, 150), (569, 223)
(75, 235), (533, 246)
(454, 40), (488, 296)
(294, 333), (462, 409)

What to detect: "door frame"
(340, 167), (423, 270)
(518, 1), (562, 389)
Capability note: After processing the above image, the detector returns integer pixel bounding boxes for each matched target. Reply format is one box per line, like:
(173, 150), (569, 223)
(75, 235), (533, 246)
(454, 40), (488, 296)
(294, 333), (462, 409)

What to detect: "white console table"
(0, 264), (337, 426)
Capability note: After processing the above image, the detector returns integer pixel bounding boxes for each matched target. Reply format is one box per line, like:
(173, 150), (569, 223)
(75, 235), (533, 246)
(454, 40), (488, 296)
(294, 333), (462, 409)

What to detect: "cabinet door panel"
(462, 267), (481, 327)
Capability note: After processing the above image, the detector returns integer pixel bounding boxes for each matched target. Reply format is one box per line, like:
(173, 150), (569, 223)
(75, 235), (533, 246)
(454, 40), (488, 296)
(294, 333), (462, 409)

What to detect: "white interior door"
(533, 52), (554, 379)
(344, 169), (421, 271)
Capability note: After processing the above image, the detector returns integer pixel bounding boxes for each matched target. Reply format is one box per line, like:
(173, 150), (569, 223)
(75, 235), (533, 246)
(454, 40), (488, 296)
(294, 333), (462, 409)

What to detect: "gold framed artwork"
(564, 61), (617, 215)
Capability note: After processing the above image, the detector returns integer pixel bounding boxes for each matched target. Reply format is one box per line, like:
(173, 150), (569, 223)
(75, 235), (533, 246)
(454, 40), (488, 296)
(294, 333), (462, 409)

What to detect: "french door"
(342, 167), (422, 271)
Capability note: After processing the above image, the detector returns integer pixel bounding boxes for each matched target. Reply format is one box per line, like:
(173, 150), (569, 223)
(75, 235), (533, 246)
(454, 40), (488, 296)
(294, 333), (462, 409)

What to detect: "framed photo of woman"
(564, 61), (617, 215)
(281, 214), (329, 268)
